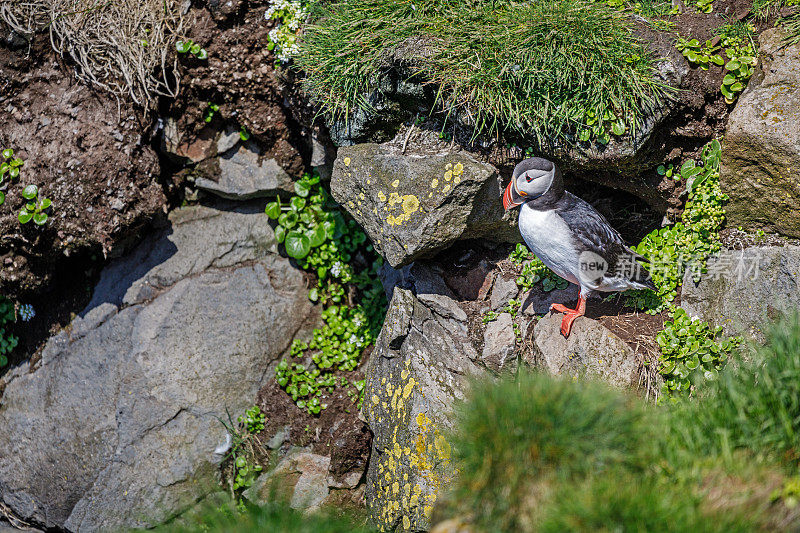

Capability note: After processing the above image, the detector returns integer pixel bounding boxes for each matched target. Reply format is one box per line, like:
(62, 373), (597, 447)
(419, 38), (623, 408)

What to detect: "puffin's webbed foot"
(549, 294), (586, 338)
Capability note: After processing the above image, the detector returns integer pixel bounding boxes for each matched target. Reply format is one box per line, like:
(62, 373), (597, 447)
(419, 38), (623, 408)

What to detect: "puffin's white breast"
(518, 204), (580, 286)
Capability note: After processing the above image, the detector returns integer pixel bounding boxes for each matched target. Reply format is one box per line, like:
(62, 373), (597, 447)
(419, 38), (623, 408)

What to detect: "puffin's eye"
(525, 175), (532, 182)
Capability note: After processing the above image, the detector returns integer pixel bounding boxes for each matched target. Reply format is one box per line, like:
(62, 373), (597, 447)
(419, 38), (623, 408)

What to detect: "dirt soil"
(0, 34), (171, 371)
(255, 357), (371, 488)
(161, 0), (325, 182)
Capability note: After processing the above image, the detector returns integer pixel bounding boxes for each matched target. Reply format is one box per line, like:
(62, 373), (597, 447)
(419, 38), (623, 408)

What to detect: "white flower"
(330, 261), (343, 277)
(19, 304), (35, 322)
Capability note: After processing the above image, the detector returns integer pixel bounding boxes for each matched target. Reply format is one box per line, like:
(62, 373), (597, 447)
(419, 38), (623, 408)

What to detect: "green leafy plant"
(238, 405), (266, 434)
(482, 310), (499, 324)
(577, 106), (627, 144)
(0, 297), (18, 368)
(629, 139), (726, 312)
(176, 39), (208, 60)
(656, 163), (675, 179)
(18, 185), (52, 226)
(220, 410), (265, 494)
(204, 103), (220, 123)
(694, 0), (714, 13)
(239, 126), (251, 141)
(516, 256), (569, 292)
(503, 299), (521, 317)
(509, 243), (531, 264)
(0, 148), (24, 205)
(656, 308), (739, 399)
(718, 26), (757, 103)
(270, 173), (386, 414)
(675, 37), (724, 70)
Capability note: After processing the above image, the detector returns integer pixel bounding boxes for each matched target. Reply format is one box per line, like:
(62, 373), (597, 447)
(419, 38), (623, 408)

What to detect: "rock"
(489, 276), (519, 310)
(527, 313), (645, 389)
(161, 117), (217, 163)
(331, 134), (518, 267)
(721, 28), (800, 239)
(244, 451), (332, 511)
(0, 203), (321, 532)
(195, 141), (294, 200)
(521, 285), (581, 316)
(443, 260), (493, 301)
(216, 124), (241, 154)
(364, 273), (484, 531)
(680, 246), (800, 344)
(482, 313), (516, 373)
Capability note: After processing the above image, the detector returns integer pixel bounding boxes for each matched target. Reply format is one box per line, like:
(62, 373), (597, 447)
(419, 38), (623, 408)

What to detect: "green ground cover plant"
(628, 140), (738, 400)
(509, 244), (569, 292)
(296, 0), (670, 143)
(18, 185), (52, 226)
(267, 173), (386, 414)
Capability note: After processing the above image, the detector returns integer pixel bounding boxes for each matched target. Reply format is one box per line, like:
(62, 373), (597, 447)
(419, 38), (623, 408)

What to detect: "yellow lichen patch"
(444, 170), (452, 181)
(431, 178), (439, 189)
(378, 191), (387, 202)
(443, 184), (451, 194)
(391, 179), (400, 188)
(445, 162), (452, 170)
(372, 394), (380, 405)
(453, 162), (464, 175)
(454, 176), (461, 185)
(344, 157), (351, 166)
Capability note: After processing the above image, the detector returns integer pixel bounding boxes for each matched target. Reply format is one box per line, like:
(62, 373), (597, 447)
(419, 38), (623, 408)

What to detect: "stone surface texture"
(0, 203), (320, 532)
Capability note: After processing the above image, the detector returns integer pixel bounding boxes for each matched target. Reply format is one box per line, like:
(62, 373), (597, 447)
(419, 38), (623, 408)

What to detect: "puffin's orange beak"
(503, 181), (524, 210)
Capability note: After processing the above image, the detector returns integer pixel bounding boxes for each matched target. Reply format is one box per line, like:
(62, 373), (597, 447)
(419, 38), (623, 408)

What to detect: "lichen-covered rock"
(527, 313), (646, 389)
(331, 134), (518, 267)
(680, 246), (800, 344)
(0, 203), (321, 532)
(364, 280), (484, 532)
(721, 28), (800, 239)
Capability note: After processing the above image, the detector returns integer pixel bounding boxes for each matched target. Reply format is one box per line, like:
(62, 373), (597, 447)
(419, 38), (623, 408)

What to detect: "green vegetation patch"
(267, 173), (386, 414)
(297, 0), (670, 143)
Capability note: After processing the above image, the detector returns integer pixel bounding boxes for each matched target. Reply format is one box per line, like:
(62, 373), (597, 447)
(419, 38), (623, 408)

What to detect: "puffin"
(503, 157), (655, 338)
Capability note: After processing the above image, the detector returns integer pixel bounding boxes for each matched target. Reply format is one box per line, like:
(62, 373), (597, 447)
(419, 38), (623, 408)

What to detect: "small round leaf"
(22, 185), (38, 200)
(33, 212), (48, 226)
(285, 231), (311, 259)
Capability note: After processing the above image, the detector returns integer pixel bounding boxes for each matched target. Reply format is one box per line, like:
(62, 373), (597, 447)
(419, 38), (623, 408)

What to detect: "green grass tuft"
(297, 0), (670, 142)
(539, 474), (753, 533)
(447, 373), (659, 531)
(157, 501), (374, 533)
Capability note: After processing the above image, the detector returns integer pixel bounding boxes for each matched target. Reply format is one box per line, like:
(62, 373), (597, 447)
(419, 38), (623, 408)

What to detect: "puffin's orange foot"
(560, 312), (582, 337)
(550, 303), (573, 314)
(549, 294), (587, 338)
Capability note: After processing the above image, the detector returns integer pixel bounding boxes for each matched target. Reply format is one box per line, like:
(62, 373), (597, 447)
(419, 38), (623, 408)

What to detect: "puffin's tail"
(625, 247), (657, 291)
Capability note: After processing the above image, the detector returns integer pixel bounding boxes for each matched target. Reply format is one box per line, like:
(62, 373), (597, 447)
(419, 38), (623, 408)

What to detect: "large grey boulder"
(681, 246), (800, 344)
(721, 28), (800, 239)
(527, 313), (648, 390)
(331, 133), (518, 267)
(0, 203), (320, 532)
(195, 141), (294, 200)
(364, 267), (484, 531)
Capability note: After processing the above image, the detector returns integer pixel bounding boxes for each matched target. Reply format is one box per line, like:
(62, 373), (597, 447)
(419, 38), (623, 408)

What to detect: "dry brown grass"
(1, 0), (186, 106)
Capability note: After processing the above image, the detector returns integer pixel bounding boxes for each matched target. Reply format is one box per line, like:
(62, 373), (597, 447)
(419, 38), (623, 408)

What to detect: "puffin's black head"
(503, 157), (557, 210)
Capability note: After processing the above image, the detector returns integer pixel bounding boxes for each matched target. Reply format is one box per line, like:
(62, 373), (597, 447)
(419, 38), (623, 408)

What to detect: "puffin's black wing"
(556, 192), (654, 287)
